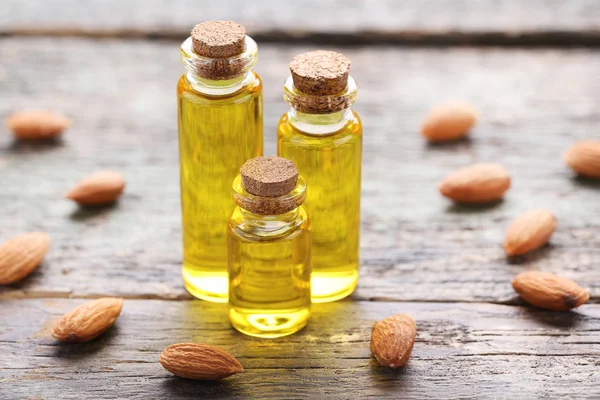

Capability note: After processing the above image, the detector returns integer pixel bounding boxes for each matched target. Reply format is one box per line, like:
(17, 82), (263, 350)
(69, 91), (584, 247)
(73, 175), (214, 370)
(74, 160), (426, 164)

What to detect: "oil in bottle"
(228, 156), (311, 338)
(277, 51), (362, 303)
(178, 21), (263, 302)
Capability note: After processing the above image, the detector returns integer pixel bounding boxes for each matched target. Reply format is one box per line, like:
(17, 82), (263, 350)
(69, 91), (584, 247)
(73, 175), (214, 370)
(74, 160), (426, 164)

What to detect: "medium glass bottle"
(178, 21), (263, 302)
(228, 156), (311, 338)
(278, 51), (362, 303)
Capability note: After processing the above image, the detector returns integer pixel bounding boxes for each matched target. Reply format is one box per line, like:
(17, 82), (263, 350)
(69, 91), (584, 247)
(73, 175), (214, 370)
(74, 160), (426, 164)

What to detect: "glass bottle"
(228, 156), (311, 338)
(278, 50), (362, 303)
(178, 21), (263, 302)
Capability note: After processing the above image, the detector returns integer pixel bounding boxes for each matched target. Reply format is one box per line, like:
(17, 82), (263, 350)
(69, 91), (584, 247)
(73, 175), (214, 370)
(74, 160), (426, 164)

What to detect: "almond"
(439, 163), (511, 203)
(0, 232), (51, 285)
(504, 209), (556, 256)
(160, 343), (243, 380)
(421, 102), (478, 142)
(52, 298), (123, 343)
(5, 110), (71, 140)
(512, 271), (589, 311)
(66, 171), (125, 205)
(564, 140), (600, 179)
(370, 314), (416, 368)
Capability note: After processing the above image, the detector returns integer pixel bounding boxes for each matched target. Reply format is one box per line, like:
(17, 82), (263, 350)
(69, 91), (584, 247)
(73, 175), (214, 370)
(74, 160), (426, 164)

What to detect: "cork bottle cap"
(240, 156), (298, 197)
(191, 21), (246, 58)
(289, 50), (351, 96)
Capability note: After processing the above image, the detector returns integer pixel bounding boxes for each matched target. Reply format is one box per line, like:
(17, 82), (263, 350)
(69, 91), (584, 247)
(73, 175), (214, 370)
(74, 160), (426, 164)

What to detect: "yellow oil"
(278, 111), (362, 302)
(177, 72), (263, 302)
(228, 206), (311, 338)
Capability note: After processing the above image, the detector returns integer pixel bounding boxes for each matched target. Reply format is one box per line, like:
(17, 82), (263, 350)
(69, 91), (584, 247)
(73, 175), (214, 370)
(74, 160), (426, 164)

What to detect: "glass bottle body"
(228, 176), (311, 338)
(178, 37), (263, 303)
(277, 77), (362, 303)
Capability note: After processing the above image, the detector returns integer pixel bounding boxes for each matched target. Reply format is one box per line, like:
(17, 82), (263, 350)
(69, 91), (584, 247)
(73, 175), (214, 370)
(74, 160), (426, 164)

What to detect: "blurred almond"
(0, 232), (50, 285)
(564, 140), (600, 179)
(504, 209), (556, 256)
(421, 102), (478, 142)
(160, 343), (243, 380)
(512, 271), (589, 311)
(52, 298), (123, 343)
(5, 110), (71, 140)
(370, 314), (416, 368)
(66, 171), (125, 205)
(439, 163), (511, 203)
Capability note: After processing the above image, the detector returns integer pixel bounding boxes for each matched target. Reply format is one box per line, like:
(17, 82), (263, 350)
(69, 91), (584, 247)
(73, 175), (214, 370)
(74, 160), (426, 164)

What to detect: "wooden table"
(1, 1), (600, 398)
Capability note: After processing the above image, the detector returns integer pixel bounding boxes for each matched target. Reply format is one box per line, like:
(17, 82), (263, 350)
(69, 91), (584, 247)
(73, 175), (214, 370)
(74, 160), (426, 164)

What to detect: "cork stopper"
(236, 157), (304, 215)
(191, 21), (246, 58)
(287, 50), (353, 113)
(289, 50), (350, 96)
(241, 157), (298, 197)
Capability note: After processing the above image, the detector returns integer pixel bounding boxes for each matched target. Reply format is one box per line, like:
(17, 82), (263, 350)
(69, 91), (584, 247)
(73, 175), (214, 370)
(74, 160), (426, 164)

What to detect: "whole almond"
(52, 298), (123, 343)
(370, 314), (416, 368)
(66, 171), (125, 205)
(160, 343), (244, 380)
(512, 271), (589, 311)
(439, 163), (511, 203)
(0, 232), (51, 285)
(421, 102), (478, 142)
(564, 140), (600, 179)
(5, 110), (71, 140)
(504, 209), (556, 256)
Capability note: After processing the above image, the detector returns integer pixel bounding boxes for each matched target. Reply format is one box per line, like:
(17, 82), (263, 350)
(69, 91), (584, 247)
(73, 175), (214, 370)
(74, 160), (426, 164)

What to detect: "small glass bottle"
(178, 21), (263, 302)
(277, 51), (362, 303)
(228, 156), (311, 338)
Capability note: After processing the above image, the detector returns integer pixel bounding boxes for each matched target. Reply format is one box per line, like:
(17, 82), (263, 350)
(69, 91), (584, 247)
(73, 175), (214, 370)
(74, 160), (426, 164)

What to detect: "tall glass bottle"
(277, 51), (362, 303)
(228, 156), (311, 338)
(178, 21), (263, 302)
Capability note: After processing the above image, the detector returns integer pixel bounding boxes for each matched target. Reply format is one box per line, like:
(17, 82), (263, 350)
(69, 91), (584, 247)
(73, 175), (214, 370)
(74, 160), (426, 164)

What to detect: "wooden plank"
(2, 299), (600, 399)
(1, 38), (600, 302)
(1, 0), (600, 46)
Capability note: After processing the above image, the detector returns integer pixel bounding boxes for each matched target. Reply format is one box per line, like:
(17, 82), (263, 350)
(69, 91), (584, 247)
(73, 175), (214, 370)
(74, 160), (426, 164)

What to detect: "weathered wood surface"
(2, 299), (600, 399)
(1, 38), (599, 303)
(2, 0), (600, 46)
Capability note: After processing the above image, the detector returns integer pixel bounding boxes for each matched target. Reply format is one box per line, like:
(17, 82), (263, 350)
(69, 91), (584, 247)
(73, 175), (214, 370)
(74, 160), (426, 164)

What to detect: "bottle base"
(311, 271), (358, 303)
(182, 265), (228, 303)
(229, 307), (310, 338)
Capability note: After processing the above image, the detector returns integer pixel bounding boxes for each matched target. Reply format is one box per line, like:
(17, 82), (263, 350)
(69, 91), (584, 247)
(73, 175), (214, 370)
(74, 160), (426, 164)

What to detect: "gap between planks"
(2, 290), (600, 307)
(1, 28), (600, 47)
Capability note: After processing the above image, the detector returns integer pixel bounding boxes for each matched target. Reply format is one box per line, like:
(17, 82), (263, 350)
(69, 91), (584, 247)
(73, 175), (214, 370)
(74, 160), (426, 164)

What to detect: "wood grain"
(1, 1), (600, 46)
(2, 299), (600, 399)
(1, 12), (600, 397)
(1, 38), (599, 302)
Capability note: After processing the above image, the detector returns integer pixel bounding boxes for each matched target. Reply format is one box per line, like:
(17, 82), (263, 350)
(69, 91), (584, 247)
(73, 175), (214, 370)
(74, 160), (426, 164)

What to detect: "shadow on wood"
(160, 376), (237, 398)
(444, 199), (505, 214)
(425, 135), (474, 150)
(505, 244), (554, 265)
(68, 202), (119, 221)
(7, 138), (64, 153)
(368, 362), (413, 392)
(521, 307), (587, 329)
(49, 325), (121, 359)
(572, 175), (600, 190)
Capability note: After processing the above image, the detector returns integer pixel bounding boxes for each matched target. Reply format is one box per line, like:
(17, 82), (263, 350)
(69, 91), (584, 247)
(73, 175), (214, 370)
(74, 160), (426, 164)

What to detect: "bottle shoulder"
(278, 111), (362, 147)
(178, 71), (262, 103)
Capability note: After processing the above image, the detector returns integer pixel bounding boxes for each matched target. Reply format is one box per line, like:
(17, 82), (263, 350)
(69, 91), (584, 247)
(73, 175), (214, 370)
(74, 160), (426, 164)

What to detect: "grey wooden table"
(1, 1), (600, 399)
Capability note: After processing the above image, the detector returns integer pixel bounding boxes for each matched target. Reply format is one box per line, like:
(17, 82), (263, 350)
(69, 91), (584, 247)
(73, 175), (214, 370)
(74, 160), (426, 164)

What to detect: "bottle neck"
(186, 70), (255, 96)
(236, 207), (304, 238)
(287, 107), (354, 135)
(180, 35), (258, 96)
(231, 174), (307, 238)
(283, 75), (358, 135)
